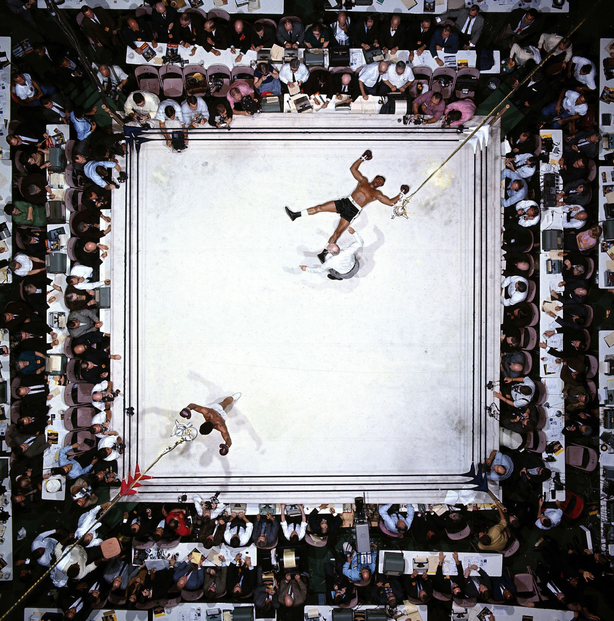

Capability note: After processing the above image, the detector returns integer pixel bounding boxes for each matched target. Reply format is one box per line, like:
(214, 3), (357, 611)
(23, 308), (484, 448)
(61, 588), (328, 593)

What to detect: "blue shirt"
(379, 503), (415, 534)
(501, 169), (528, 207)
(58, 445), (94, 479)
(84, 160), (115, 189)
(69, 111), (94, 141)
(343, 551), (377, 582)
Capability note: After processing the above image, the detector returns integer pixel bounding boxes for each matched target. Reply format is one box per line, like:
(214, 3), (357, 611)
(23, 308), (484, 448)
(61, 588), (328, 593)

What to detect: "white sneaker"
(232, 392), (242, 402)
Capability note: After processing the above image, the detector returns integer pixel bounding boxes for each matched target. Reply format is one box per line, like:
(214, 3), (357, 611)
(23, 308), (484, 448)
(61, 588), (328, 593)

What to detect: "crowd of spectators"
(1, 1), (613, 620)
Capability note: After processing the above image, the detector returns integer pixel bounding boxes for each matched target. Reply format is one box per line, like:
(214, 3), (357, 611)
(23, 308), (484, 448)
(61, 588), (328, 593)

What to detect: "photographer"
(83, 159), (125, 190)
(96, 64), (129, 102)
(411, 91), (445, 124)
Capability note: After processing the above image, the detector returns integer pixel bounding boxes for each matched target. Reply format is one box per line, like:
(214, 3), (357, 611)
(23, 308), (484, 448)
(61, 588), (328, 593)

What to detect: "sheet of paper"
(0, 171), (7, 189)
(270, 44), (284, 62)
(248, 0), (261, 11)
(400, 0), (418, 9)
(604, 331), (614, 348)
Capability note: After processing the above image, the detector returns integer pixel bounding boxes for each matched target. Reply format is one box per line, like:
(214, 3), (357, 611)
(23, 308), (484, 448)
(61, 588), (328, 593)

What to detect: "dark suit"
(304, 71), (335, 98)
(512, 75), (551, 111)
(432, 562), (464, 596)
(227, 562), (256, 597)
(371, 576), (403, 605)
(406, 21), (434, 50)
(351, 21), (380, 48)
(333, 73), (360, 101)
(564, 130), (600, 159)
(120, 17), (153, 50)
(403, 573), (433, 601)
(252, 24), (276, 49)
(429, 28), (460, 55)
(175, 12), (204, 46)
(150, 6), (178, 43)
(198, 22), (229, 52)
(380, 23), (405, 51)
(79, 8), (117, 49)
(229, 22), (252, 54)
(493, 9), (541, 49)
(276, 21), (305, 47)
(41, 93), (72, 124)
(462, 568), (492, 599)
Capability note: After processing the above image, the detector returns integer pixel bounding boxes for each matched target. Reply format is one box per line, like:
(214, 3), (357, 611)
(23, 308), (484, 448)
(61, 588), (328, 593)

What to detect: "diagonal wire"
(405, 0), (605, 203)
(0, 433), (193, 621)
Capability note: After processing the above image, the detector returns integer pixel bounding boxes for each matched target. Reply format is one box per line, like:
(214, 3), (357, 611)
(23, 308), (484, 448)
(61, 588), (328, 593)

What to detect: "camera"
(413, 115), (424, 125)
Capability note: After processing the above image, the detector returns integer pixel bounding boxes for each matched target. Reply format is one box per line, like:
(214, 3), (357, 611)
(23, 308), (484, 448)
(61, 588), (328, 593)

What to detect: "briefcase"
(382, 551), (405, 575)
(304, 49), (325, 67)
(48, 147), (66, 173)
(329, 46), (350, 67)
(364, 47), (384, 64)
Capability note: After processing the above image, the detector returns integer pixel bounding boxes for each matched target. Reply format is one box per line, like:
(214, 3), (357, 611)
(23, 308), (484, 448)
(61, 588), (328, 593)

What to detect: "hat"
(180, 408), (192, 419)
(45, 478), (62, 493)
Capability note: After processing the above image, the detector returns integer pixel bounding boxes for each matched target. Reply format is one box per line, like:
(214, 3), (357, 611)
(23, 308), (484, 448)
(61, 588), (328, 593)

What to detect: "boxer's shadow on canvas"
(188, 371), (264, 452)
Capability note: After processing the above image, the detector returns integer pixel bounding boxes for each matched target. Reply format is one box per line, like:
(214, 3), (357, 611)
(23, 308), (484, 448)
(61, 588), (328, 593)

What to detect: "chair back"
(67, 237), (79, 262)
(183, 65), (209, 96)
(585, 353), (598, 378)
(431, 67), (457, 99)
(65, 188), (82, 213)
(454, 67), (479, 99)
(160, 65), (185, 98)
(534, 405), (547, 430)
(64, 140), (76, 163)
(11, 402), (21, 424)
(254, 18), (277, 31)
(207, 65), (232, 97)
(208, 8), (231, 21)
(135, 66), (161, 95)
(231, 66), (255, 83)
(378, 519), (403, 539)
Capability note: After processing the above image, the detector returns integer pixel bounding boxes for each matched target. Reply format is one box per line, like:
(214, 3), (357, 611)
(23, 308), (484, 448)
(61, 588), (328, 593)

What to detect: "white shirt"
(124, 90), (160, 119)
(510, 376), (535, 408)
(571, 56), (596, 91)
(561, 205), (586, 229)
(224, 522), (254, 546)
(14, 73), (36, 100)
(384, 64), (414, 89)
(70, 264), (106, 290)
(91, 380), (109, 411)
(501, 275), (529, 307)
(97, 65), (128, 89)
(279, 63), (309, 85)
(156, 99), (185, 125)
(513, 153), (536, 179)
(13, 253), (33, 277)
(98, 434), (121, 461)
(331, 19), (350, 46)
(181, 96), (209, 126)
(91, 410), (110, 438)
(358, 62), (384, 88)
(281, 519), (307, 541)
(31, 529), (59, 567)
(536, 508), (563, 530)
(515, 199), (539, 228)
(75, 506), (103, 542)
(562, 90), (588, 117)
(306, 230), (364, 275)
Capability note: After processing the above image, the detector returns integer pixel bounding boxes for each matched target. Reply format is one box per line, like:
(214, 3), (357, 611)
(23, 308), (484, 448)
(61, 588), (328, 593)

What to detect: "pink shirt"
(226, 80), (254, 110)
(444, 99), (476, 126)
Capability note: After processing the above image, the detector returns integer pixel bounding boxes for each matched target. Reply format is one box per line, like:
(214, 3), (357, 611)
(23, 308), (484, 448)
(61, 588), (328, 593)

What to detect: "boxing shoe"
(232, 392), (242, 402)
(327, 274), (342, 280)
(285, 206), (300, 221)
(317, 249), (329, 263)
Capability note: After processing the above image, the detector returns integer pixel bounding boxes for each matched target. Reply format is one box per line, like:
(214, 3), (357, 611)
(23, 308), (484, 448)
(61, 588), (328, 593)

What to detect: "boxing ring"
(111, 115), (501, 503)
